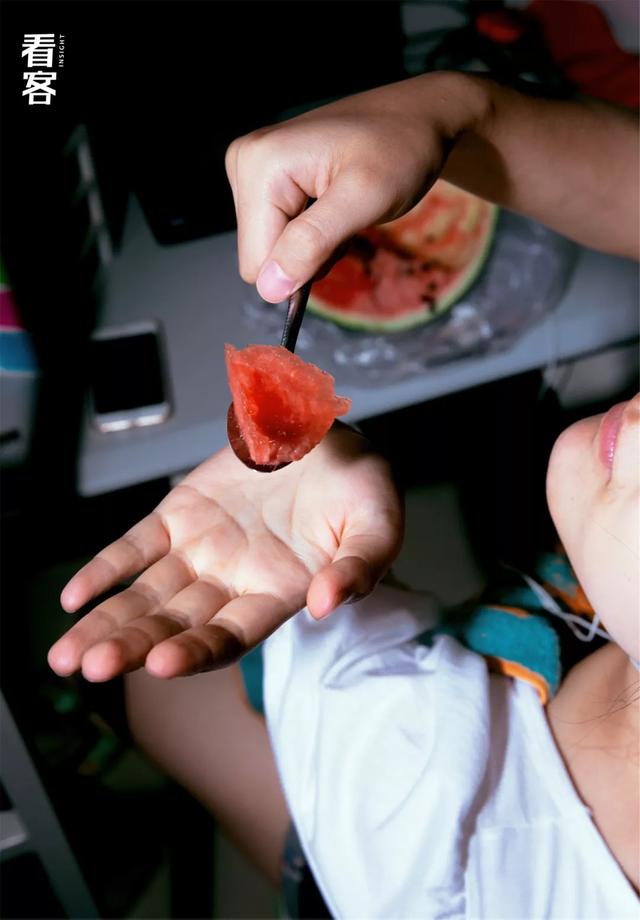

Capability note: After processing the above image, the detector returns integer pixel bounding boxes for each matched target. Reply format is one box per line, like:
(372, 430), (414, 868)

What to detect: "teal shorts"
(239, 643), (265, 714)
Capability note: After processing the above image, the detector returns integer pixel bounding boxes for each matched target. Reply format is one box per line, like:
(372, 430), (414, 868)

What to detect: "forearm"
(432, 72), (639, 259)
(227, 68), (638, 300)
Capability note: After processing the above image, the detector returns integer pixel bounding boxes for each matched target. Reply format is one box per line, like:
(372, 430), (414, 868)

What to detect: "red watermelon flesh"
(225, 344), (351, 466)
(309, 180), (498, 333)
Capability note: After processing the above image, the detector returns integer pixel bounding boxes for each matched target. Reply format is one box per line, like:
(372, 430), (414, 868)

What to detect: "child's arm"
(225, 71), (638, 303)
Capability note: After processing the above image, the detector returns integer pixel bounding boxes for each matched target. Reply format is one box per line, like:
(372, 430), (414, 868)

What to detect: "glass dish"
(242, 211), (578, 386)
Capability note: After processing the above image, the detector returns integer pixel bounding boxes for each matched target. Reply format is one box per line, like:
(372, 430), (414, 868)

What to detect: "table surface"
(79, 196), (639, 496)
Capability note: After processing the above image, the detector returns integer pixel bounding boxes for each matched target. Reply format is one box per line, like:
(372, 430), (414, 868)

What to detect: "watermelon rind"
(308, 204), (499, 334)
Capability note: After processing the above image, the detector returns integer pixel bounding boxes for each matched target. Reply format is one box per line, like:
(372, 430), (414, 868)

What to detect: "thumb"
(256, 169), (391, 303)
(306, 530), (400, 621)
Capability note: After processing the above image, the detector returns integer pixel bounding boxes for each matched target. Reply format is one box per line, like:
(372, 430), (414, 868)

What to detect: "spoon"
(227, 275), (314, 472)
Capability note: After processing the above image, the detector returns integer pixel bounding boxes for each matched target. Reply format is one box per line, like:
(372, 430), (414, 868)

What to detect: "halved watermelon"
(225, 344), (351, 466)
(308, 180), (498, 332)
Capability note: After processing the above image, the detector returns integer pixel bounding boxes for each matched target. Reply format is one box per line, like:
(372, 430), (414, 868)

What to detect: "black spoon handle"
(280, 197), (316, 354)
(280, 279), (312, 353)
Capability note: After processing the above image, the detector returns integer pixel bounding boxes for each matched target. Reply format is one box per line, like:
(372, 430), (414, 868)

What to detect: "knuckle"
(339, 163), (388, 206)
(239, 129), (293, 184)
(348, 164), (384, 196)
(227, 127), (272, 163)
(225, 130), (265, 175)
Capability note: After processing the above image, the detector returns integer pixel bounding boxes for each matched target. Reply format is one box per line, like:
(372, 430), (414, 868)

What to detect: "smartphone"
(89, 320), (171, 432)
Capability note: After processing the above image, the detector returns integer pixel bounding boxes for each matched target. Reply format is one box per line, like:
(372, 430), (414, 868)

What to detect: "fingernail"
(257, 261), (297, 302)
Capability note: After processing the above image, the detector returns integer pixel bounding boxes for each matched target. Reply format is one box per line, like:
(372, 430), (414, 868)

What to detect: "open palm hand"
(48, 426), (402, 681)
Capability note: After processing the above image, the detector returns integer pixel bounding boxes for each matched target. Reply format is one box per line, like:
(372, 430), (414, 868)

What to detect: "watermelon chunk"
(225, 344), (351, 466)
(308, 180), (498, 333)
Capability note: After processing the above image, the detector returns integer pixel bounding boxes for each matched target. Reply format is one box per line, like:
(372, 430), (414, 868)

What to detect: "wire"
(502, 563), (612, 642)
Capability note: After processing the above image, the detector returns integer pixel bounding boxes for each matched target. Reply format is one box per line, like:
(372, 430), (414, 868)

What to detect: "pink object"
(476, 10), (526, 45)
(528, 0), (639, 108)
(0, 290), (23, 331)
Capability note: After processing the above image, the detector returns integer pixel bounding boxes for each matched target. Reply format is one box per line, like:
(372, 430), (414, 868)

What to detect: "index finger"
(60, 512), (171, 613)
(236, 172), (307, 288)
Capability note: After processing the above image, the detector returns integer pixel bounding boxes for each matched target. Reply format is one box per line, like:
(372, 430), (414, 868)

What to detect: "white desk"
(79, 196), (639, 496)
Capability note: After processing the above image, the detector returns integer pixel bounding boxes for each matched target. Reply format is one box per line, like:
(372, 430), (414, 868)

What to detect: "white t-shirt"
(263, 584), (639, 919)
